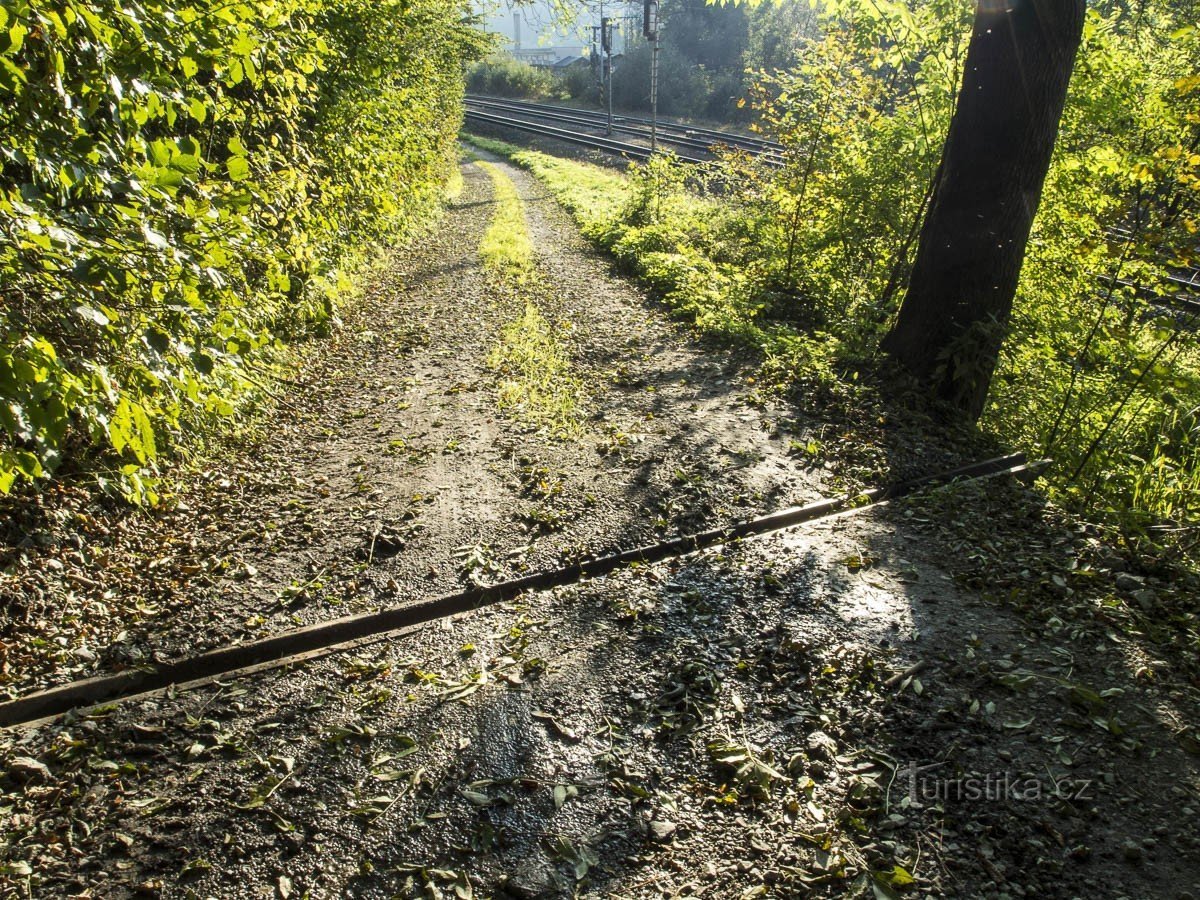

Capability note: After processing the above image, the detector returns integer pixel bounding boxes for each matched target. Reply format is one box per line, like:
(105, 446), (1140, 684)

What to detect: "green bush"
(466, 55), (557, 99)
(560, 64), (599, 105)
(0, 0), (484, 500)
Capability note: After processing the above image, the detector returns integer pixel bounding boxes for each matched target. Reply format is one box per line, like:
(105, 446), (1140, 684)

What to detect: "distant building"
(475, 0), (635, 65)
(511, 47), (558, 66)
(506, 8), (583, 66)
(549, 55), (588, 70)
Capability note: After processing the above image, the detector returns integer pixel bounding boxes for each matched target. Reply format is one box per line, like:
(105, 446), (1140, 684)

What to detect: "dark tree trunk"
(879, 0), (1086, 420)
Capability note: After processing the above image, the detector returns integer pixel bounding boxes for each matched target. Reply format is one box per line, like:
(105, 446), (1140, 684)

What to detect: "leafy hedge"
(466, 55), (557, 100)
(0, 0), (484, 499)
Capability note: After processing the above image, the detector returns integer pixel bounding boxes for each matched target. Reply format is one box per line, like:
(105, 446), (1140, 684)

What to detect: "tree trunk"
(879, 0), (1086, 420)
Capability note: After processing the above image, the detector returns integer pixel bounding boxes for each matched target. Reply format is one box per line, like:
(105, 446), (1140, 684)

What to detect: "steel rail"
(470, 97), (784, 156)
(0, 453), (1043, 729)
(464, 109), (709, 164)
(467, 98), (740, 158)
(466, 94), (785, 155)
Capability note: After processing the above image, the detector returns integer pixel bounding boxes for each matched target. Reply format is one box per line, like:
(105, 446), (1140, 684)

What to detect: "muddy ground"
(1, 151), (1199, 899)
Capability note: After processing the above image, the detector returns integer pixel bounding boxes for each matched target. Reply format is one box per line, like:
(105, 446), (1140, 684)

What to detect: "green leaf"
(3, 22), (28, 55)
(74, 305), (110, 327)
(172, 153), (201, 175)
(226, 156), (250, 181)
(142, 225), (168, 250)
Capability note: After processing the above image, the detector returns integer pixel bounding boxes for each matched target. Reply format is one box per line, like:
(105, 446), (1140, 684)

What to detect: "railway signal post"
(601, 17), (614, 136)
(644, 0), (659, 152)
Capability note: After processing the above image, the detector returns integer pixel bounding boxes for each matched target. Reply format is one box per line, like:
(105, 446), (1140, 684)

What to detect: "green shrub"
(0, 0), (485, 500)
(560, 64), (599, 105)
(466, 55), (557, 99)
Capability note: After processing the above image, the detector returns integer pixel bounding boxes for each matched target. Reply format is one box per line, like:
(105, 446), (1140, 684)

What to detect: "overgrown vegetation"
(466, 54), (558, 100)
(463, 134), (843, 402)
(466, 135), (628, 230)
(0, 0), (484, 501)
(477, 160), (534, 279)
(489, 301), (585, 439)
(477, 157), (583, 437)
(466, 0), (1200, 566)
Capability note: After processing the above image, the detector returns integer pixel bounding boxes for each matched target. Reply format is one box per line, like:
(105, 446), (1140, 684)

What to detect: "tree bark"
(879, 0), (1086, 420)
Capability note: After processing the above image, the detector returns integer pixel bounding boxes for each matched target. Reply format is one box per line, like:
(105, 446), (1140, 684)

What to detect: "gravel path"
(2, 154), (1198, 899)
(1, 153), (821, 700)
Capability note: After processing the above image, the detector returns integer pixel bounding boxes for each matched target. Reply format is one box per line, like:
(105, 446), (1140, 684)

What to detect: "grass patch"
(445, 165), (464, 201)
(473, 150), (584, 438)
(463, 133), (835, 377)
(464, 134), (629, 231)
(488, 302), (584, 439)
(475, 160), (533, 280)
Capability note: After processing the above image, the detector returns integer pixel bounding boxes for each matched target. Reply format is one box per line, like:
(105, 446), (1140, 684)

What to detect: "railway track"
(469, 96), (785, 154)
(464, 107), (704, 163)
(464, 94), (785, 165)
(463, 97), (1200, 315)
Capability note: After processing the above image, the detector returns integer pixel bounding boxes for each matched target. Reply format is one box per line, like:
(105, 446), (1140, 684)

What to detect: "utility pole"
(601, 16), (614, 135)
(644, 0), (660, 152)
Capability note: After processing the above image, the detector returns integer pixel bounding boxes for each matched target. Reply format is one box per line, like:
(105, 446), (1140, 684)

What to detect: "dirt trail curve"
(1, 153), (1198, 900)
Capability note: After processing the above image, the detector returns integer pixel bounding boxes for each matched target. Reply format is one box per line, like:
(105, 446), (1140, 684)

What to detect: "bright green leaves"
(0, 451), (42, 494)
(0, 0), (485, 499)
(108, 396), (157, 465)
(0, 8), (30, 88)
(226, 136), (250, 181)
(0, 336), (76, 490)
(1, 21), (28, 56)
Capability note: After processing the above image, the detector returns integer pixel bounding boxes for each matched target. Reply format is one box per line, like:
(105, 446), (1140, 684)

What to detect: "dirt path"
(1, 153), (819, 699)
(2, 153), (1199, 899)
(2, 482), (1198, 899)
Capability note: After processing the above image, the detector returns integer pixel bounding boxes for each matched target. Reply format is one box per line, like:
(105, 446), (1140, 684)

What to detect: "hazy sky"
(476, 0), (642, 54)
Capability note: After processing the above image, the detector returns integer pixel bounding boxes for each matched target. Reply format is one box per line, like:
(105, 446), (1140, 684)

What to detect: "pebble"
(648, 820), (676, 843)
(1121, 840), (1143, 862)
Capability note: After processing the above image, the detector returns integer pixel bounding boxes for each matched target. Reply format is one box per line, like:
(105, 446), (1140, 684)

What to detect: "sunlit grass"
(463, 133), (793, 356)
(475, 160), (533, 280)
(463, 134), (630, 230)
(445, 165), (464, 201)
(472, 152), (583, 437)
(488, 301), (584, 439)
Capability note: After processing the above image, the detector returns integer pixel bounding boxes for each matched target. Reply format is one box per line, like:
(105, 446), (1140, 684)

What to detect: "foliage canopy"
(0, 0), (485, 500)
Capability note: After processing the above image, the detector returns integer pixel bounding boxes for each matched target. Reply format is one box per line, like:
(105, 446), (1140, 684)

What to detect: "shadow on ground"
(3, 477), (1197, 898)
